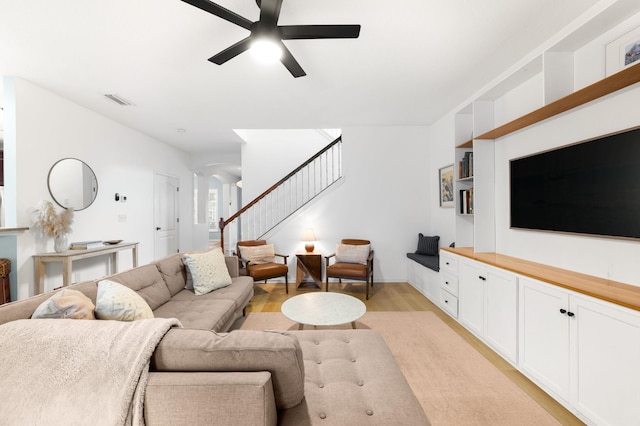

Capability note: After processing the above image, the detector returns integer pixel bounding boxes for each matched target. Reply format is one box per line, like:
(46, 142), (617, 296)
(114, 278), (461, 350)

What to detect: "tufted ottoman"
(280, 329), (430, 425)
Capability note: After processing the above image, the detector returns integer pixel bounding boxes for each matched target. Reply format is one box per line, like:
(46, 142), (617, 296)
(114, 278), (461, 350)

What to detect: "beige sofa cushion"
(170, 276), (253, 308)
(153, 253), (189, 296)
(152, 299), (235, 331)
(151, 328), (305, 410)
(106, 264), (171, 310)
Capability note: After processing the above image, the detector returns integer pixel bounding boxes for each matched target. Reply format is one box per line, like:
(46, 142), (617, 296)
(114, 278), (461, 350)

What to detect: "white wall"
(239, 129), (333, 202)
(5, 77), (194, 297)
(494, 83), (640, 285)
(428, 115), (456, 248)
(241, 126), (430, 283)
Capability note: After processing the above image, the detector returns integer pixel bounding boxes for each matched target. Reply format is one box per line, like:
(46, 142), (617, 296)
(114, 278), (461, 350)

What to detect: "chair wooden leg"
(325, 277), (329, 292)
(285, 275), (288, 294)
(366, 278), (369, 300)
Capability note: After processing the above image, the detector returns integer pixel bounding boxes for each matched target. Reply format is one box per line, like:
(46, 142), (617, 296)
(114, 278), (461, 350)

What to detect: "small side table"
(296, 251), (323, 289)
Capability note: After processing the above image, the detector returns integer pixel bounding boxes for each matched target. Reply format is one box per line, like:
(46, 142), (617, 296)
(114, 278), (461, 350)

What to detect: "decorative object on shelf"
(33, 200), (74, 253)
(104, 240), (123, 245)
(70, 240), (104, 250)
(301, 228), (317, 252)
(439, 164), (454, 208)
(606, 25), (640, 76)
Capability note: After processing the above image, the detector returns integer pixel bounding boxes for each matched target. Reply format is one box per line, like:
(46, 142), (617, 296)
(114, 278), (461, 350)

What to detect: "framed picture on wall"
(605, 25), (640, 76)
(439, 164), (454, 208)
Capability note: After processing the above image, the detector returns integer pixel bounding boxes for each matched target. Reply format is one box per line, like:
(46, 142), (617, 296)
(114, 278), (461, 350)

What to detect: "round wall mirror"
(47, 158), (98, 211)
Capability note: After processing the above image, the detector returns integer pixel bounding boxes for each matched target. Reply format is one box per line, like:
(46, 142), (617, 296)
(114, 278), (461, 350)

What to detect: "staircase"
(219, 136), (343, 251)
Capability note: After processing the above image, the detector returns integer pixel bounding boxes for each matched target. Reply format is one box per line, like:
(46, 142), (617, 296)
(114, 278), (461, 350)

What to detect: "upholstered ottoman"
(281, 329), (430, 425)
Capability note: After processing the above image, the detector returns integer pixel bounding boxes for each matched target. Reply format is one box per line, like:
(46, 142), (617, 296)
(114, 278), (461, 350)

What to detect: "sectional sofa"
(0, 251), (429, 425)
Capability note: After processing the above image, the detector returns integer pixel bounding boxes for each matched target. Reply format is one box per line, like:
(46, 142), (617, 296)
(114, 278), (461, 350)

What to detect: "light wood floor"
(246, 280), (585, 426)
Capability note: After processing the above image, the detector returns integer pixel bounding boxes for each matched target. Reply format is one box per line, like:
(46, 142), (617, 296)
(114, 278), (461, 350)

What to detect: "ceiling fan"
(180, 0), (361, 77)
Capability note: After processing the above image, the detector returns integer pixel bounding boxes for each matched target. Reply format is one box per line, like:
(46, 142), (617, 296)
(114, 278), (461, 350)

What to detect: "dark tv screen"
(510, 127), (640, 239)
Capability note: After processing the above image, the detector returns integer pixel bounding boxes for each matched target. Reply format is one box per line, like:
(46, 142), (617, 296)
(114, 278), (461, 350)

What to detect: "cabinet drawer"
(439, 288), (458, 318)
(440, 252), (458, 275)
(440, 273), (459, 296)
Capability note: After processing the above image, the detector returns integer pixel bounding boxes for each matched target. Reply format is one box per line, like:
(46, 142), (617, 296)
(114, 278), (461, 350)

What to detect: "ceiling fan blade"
(280, 25), (361, 40)
(278, 41), (306, 78)
(181, 0), (253, 30)
(208, 37), (252, 64)
(259, 0), (283, 26)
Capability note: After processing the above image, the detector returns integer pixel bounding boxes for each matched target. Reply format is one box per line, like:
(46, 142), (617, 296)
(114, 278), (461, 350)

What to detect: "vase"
(54, 234), (69, 253)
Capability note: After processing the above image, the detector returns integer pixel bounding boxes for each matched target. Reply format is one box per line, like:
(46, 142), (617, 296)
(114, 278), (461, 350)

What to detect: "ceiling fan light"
(250, 39), (282, 63)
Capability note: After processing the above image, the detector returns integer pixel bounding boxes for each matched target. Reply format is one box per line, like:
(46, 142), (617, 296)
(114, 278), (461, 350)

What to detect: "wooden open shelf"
(456, 139), (473, 149)
(475, 64), (640, 141)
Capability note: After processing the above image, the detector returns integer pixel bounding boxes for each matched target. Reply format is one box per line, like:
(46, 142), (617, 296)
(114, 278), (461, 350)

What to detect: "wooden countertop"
(442, 247), (640, 312)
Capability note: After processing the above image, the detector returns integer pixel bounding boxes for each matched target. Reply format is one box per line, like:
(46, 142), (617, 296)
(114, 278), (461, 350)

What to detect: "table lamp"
(301, 228), (317, 252)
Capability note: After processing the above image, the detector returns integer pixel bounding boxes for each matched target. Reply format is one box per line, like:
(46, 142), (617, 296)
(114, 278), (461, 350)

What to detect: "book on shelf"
(458, 151), (473, 179)
(70, 240), (104, 250)
(459, 187), (474, 215)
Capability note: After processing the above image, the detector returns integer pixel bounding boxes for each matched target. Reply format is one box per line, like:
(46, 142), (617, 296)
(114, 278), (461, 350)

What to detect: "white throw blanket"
(0, 318), (181, 426)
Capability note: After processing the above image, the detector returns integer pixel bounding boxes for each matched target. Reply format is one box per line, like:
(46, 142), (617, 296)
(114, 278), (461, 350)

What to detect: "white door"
(485, 268), (518, 364)
(458, 260), (486, 337)
(570, 295), (640, 425)
(518, 277), (570, 401)
(154, 173), (179, 258)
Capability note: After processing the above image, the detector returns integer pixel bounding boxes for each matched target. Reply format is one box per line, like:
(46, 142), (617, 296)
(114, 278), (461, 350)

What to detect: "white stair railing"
(219, 136), (342, 250)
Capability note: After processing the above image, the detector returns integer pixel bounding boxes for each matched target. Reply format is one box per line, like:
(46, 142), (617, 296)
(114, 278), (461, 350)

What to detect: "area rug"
(234, 311), (560, 426)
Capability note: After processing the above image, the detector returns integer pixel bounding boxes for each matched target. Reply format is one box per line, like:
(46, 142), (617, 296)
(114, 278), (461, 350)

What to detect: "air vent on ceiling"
(104, 94), (132, 106)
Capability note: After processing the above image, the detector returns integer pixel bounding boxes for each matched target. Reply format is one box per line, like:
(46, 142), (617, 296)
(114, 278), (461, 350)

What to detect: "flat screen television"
(510, 126), (640, 240)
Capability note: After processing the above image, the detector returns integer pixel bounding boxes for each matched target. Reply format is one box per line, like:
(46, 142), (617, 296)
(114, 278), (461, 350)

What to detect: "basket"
(0, 259), (11, 277)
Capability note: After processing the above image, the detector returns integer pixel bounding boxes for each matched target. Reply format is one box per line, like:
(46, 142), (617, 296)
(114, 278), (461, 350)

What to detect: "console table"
(33, 242), (139, 294)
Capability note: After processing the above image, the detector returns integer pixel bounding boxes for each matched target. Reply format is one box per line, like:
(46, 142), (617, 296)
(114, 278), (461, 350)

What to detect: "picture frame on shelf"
(439, 164), (454, 208)
(606, 25), (640, 76)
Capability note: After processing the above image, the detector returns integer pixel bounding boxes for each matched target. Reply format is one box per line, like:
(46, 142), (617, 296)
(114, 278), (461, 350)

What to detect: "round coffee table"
(281, 292), (366, 329)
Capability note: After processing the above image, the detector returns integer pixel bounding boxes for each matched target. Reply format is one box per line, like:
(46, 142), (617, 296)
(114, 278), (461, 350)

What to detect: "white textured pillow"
(239, 244), (276, 265)
(95, 280), (154, 321)
(335, 243), (370, 265)
(183, 248), (215, 290)
(182, 248), (232, 296)
(31, 289), (95, 320)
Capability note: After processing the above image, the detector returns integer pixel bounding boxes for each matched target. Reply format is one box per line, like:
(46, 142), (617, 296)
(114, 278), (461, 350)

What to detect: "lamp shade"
(301, 228), (317, 252)
(301, 228), (317, 242)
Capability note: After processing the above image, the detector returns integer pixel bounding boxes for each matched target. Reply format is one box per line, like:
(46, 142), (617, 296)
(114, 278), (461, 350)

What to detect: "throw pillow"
(95, 280), (154, 321)
(31, 289), (95, 320)
(239, 244), (276, 265)
(416, 233), (439, 256)
(335, 243), (370, 265)
(182, 248), (216, 290)
(182, 247), (232, 296)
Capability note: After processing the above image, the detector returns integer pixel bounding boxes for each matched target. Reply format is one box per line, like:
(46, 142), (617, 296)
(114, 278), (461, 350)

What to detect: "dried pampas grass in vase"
(33, 200), (74, 252)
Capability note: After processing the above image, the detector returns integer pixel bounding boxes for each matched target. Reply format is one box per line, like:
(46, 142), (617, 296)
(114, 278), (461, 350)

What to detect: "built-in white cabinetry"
(438, 251), (459, 318)
(406, 259), (439, 303)
(519, 276), (640, 426)
(458, 258), (518, 364)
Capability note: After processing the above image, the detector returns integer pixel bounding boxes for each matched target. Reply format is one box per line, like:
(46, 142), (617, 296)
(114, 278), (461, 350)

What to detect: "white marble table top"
(281, 292), (366, 327)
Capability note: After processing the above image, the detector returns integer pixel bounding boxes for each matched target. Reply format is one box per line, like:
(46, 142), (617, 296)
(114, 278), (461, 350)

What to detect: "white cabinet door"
(570, 295), (640, 426)
(459, 260), (486, 336)
(485, 268), (518, 364)
(519, 277), (570, 401)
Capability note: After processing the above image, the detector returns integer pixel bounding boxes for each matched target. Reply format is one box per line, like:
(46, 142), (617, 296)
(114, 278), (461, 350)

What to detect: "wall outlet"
(118, 214), (127, 222)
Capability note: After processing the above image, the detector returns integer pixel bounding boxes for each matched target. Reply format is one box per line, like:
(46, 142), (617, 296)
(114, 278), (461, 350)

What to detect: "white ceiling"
(0, 0), (607, 155)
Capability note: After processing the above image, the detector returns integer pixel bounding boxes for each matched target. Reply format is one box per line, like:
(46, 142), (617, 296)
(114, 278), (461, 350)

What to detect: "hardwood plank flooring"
(246, 281), (585, 426)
